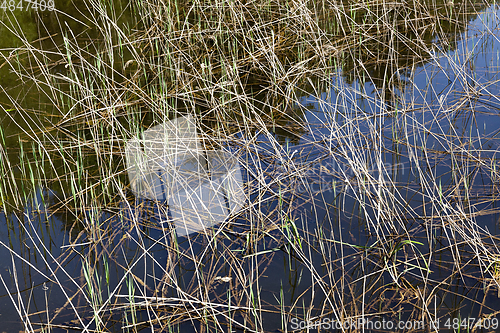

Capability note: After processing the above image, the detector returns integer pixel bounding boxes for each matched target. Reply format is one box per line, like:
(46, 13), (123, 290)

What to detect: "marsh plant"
(1, 0), (500, 331)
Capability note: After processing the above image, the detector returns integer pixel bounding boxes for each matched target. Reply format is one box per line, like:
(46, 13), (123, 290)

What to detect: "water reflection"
(125, 115), (245, 236)
(1, 0), (500, 332)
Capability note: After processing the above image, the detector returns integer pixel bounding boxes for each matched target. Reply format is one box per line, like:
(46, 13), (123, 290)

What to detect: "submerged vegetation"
(1, 0), (500, 331)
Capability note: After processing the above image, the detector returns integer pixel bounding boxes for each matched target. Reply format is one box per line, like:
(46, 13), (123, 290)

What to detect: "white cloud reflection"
(125, 115), (244, 236)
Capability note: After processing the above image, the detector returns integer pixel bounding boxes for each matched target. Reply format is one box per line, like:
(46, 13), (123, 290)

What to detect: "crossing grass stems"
(0, 0), (500, 331)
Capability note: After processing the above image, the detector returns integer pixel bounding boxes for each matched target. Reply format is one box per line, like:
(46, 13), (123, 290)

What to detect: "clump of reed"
(0, 0), (499, 331)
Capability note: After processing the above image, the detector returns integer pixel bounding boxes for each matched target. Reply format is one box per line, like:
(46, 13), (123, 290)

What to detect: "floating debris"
(214, 276), (232, 283)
